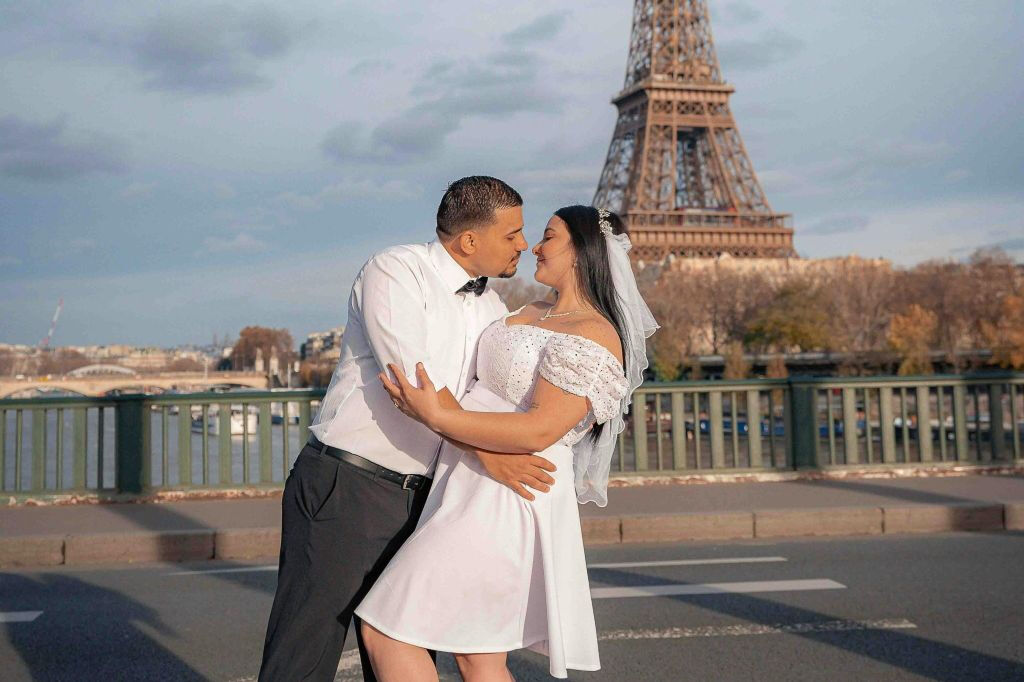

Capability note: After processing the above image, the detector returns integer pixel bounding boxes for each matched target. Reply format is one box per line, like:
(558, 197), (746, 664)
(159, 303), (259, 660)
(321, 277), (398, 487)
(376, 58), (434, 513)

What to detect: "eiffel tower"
(594, 0), (797, 263)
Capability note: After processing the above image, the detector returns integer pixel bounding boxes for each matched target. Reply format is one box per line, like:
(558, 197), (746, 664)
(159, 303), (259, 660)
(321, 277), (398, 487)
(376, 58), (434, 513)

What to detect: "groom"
(259, 176), (558, 681)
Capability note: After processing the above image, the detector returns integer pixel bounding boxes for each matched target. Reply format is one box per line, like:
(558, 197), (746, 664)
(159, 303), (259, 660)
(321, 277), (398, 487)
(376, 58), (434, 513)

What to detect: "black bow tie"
(456, 277), (488, 296)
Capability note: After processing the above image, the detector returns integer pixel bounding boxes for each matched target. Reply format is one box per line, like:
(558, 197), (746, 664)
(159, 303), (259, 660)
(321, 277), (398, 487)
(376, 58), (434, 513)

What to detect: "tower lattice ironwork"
(594, 0), (796, 262)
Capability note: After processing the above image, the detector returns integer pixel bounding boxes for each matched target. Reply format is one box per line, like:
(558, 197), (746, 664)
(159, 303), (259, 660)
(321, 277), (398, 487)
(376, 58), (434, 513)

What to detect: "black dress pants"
(258, 443), (432, 681)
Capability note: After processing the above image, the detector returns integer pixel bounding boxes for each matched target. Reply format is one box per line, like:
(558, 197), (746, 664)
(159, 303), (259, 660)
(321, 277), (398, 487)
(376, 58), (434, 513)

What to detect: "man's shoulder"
(367, 242), (430, 265)
(359, 242), (431, 277)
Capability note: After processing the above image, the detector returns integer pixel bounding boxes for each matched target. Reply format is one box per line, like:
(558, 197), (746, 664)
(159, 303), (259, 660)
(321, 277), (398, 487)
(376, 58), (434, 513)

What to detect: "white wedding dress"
(355, 308), (628, 678)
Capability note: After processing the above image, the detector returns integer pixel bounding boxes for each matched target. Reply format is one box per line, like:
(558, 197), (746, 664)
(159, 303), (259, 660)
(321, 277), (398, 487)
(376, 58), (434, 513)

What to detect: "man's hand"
(475, 451), (556, 502)
(433, 385), (556, 501)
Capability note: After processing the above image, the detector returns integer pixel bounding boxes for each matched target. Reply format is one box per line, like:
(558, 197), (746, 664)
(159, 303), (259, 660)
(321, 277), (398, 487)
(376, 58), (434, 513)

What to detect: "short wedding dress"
(355, 308), (627, 678)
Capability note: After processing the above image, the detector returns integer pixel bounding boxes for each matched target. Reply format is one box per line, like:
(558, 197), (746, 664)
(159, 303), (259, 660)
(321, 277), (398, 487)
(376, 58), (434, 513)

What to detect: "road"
(2, 532), (1023, 681)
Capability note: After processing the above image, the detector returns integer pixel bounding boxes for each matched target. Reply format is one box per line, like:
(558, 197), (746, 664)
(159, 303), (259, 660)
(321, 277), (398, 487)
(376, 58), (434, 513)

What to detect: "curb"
(1, 503), (1021, 569)
(7, 465), (1023, 507)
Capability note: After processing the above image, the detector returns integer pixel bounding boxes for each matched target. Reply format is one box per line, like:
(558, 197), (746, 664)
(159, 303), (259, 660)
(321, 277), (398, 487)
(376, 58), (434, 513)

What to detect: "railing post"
(989, 383), (1006, 461)
(789, 381), (818, 469)
(633, 393), (649, 471)
(952, 384), (970, 461)
(115, 394), (151, 495)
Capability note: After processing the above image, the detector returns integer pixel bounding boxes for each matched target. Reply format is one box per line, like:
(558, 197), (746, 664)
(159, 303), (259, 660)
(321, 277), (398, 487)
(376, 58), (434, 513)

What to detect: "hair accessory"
(597, 207), (614, 237)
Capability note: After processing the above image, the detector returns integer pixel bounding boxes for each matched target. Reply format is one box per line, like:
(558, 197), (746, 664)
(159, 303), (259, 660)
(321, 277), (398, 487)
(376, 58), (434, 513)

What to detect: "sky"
(1, 0), (1022, 347)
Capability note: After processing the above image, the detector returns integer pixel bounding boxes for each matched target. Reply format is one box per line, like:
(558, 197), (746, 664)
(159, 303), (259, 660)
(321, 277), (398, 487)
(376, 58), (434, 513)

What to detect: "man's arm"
(437, 388), (556, 501)
(359, 253), (445, 388)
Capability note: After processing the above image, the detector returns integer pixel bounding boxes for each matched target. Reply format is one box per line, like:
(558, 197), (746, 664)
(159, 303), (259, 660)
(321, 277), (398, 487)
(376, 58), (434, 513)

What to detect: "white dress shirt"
(310, 240), (508, 475)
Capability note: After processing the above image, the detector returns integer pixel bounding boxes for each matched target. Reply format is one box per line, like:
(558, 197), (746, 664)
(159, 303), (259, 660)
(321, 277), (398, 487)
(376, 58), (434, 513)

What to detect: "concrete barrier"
(621, 512), (754, 543)
(65, 530), (214, 565)
(755, 507), (883, 538)
(581, 517), (621, 544)
(215, 528), (281, 560)
(1004, 502), (1024, 531)
(0, 535), (65, 568)
(4, 502), (1024, 568)
(883, 504), (1004, 534)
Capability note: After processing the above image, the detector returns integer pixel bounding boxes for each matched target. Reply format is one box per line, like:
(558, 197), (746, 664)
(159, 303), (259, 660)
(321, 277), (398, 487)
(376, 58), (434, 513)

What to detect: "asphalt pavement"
(2, 532), (1023, 681)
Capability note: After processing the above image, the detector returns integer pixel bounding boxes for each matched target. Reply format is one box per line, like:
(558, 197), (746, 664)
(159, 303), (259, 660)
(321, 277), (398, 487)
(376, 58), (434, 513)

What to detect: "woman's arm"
(382, 363), (589, 454)
(434, 388), (557, 500)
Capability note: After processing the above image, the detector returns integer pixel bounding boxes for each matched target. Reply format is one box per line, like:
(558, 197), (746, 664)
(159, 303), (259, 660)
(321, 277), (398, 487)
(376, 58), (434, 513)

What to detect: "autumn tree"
(744, 278), (830, 353)
(166, 357), (205, 372)
(981, 294), (1024, 369)
(36, 349), (91, 375)
(231, 326), (295, 371)
(641, 269), (704, 380)
(722, 341), (751, 380)
(888, 304), (937, 375)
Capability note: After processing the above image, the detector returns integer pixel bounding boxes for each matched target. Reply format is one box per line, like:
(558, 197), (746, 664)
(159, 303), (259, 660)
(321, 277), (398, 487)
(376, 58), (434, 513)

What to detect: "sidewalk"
(2, 474), (1023, 568)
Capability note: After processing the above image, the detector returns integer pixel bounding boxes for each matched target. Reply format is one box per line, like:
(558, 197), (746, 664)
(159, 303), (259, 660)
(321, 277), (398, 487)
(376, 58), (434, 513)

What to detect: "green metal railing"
(2, 374), (1022, 497)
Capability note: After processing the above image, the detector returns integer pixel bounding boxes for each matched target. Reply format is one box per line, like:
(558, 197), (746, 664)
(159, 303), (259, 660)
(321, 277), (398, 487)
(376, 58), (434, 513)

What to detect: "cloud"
(804, 214), (870, 236)
(324, 50), (559, 164)
(718, 30), (804, 72)
(511, 166), (598, 204)
(760, 139), (954, 198)
(212, 182), (237, 200)
(0, 114), (128, 181)
(198, 232), (268, 255)
(348, 58), (393, 77)
(210, 204), (292, 233)
(951, 236), (1024, 257)
(121, 181), (157, 198)
(720, 2), (762, 26)
(502, 12), (568, 46)
(51, 237), (97, 260)
(125, 5), (300, 94)
(275, 178), (423, 211)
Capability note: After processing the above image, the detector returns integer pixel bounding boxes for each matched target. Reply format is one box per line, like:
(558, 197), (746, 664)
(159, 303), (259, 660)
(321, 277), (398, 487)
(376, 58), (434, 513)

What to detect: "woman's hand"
(380, 362), (445, 430)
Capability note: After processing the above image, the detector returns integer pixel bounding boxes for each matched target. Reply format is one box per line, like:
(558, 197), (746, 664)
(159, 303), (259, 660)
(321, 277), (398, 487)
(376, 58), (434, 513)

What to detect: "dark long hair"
(553, 205), (630, 442)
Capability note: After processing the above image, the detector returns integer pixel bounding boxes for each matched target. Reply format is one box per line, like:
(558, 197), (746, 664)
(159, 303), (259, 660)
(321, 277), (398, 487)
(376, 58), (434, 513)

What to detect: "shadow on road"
(587, 564), (1024, 681)
(0, 572), (206, 681)
(790, 475), (1022, 506)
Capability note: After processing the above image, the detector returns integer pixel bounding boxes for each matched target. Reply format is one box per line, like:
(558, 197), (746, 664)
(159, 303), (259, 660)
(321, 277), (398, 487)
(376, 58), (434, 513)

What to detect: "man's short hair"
(436, 176), (523, 237)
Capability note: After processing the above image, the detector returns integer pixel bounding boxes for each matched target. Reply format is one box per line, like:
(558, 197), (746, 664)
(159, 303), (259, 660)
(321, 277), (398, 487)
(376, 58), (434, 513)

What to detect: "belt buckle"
(401, 474), (418, 490)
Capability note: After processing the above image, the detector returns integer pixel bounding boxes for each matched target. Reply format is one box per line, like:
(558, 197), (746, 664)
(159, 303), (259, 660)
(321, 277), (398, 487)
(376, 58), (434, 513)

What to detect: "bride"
(355, 205), (657, 681)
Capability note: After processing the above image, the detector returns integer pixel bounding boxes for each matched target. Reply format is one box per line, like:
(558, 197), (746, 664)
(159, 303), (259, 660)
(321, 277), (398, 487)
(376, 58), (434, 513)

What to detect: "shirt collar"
(428, 239), (478, 294)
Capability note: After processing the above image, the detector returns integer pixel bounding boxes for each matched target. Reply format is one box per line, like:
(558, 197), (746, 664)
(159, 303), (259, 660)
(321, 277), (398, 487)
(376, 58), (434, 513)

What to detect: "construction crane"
(39, 298), (63, 349)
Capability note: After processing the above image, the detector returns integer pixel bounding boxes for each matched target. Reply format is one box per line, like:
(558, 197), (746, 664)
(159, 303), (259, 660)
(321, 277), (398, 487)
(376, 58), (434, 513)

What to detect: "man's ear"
(458, 230), (478, 255)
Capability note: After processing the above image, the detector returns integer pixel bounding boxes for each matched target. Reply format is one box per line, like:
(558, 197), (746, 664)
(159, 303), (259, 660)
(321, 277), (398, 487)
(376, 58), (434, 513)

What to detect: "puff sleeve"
(537, 334), (628, 423)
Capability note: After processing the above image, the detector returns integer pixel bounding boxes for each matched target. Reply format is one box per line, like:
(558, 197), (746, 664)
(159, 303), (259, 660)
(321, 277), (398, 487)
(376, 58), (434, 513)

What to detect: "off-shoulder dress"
(355, 307), (627, 678)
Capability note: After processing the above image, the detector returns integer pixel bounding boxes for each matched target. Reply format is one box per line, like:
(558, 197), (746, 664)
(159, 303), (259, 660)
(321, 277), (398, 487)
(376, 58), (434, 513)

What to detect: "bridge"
(0, 371), (269, 398)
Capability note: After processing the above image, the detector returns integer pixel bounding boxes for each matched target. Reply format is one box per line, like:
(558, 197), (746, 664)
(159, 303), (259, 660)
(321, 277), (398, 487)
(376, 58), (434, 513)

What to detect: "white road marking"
(592, 578), (846, 599)
(166, 565), (278, 576)
(599, 618), (917, 640)
(588, 556), (787, 569)
(0, 611), (43, 623)
(169, 556), (788, 577)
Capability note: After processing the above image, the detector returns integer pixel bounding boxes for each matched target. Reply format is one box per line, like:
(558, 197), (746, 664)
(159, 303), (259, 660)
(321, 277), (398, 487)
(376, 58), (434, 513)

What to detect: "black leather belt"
(306, 435), (429, 491)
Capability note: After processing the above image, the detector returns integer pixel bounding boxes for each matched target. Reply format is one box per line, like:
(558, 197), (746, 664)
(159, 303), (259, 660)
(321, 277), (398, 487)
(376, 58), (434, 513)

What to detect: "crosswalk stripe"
(0, 611), (43, 623)
(599, 618), (917, 640)
(591, 578), (846, 599)
(588, 556), (787, 569)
